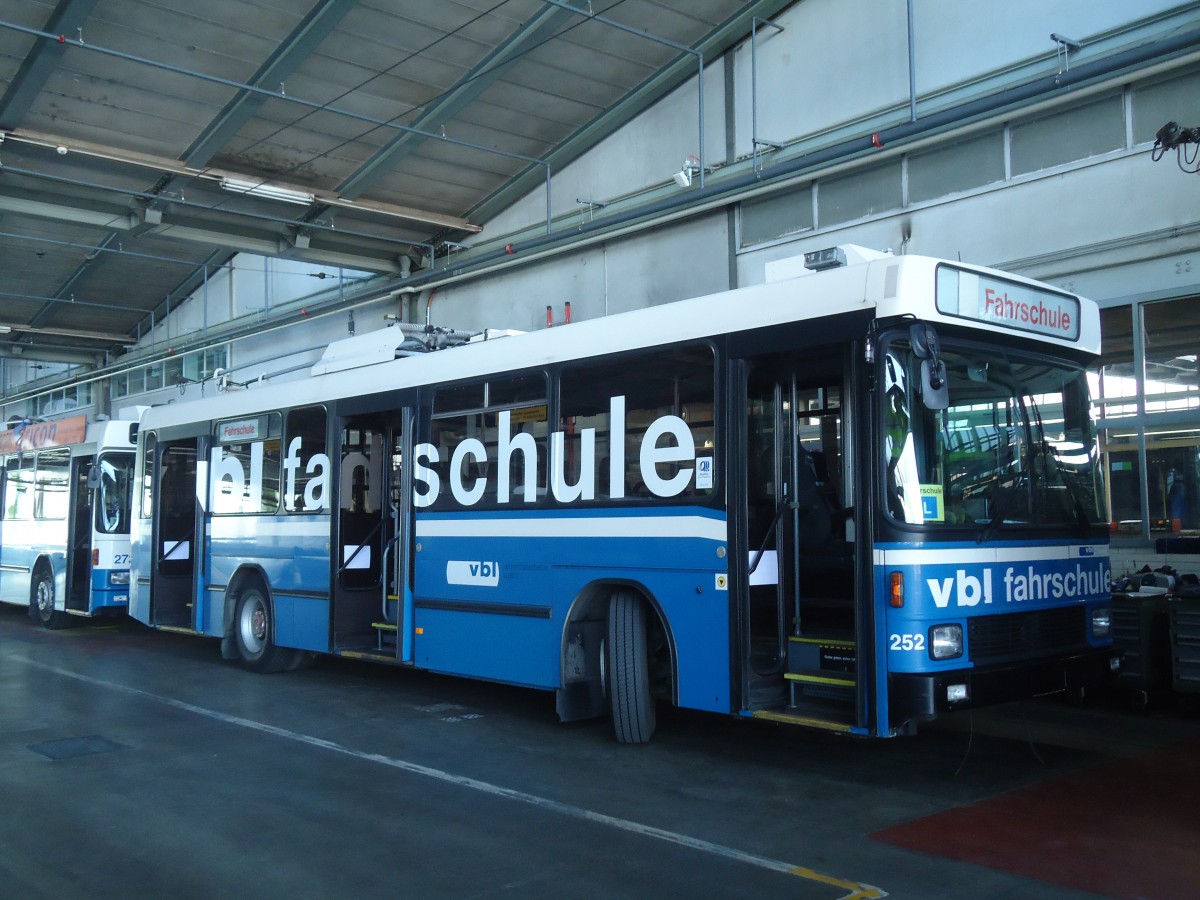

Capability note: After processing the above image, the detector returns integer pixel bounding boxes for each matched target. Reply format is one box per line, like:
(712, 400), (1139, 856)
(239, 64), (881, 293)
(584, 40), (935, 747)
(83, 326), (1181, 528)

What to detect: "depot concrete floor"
(1, 605), (1197, 900)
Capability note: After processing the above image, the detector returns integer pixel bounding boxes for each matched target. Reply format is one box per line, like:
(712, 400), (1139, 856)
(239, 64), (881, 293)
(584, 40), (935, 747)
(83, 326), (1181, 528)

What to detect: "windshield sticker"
(920, 484), (944, 522)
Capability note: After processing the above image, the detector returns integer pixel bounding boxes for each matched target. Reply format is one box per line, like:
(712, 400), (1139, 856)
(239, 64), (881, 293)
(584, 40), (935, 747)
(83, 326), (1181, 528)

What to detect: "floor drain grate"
(27, 735), (127, 760)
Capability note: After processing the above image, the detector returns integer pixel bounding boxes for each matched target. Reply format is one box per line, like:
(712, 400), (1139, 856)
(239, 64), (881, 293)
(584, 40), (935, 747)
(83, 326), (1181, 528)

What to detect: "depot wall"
(427, 1), (1200, 330)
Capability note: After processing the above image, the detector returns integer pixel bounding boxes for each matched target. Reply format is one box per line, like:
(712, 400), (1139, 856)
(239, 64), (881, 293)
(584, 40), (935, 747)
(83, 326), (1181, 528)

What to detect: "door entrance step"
(337, 647), (404, 665)
(750, 708), (856, 733)
(786, 668), (855, 704)
(785, 670), (856, 688)
(156, 624), (201, 635)
(788, 634), (856, 676)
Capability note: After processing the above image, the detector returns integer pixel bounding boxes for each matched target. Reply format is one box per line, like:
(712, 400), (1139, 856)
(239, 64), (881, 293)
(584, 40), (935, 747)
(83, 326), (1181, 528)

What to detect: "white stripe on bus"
(416, 515), (728, 542)
(873, 545), (1107, 565)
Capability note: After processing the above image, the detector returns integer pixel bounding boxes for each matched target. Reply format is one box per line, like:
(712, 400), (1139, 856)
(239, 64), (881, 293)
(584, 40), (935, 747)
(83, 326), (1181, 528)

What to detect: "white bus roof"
(139, 251), (1099, 432)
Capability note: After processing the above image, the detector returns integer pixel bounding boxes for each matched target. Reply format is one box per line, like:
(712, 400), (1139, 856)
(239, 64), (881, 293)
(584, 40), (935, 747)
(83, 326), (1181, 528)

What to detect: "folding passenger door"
(65, 455), (93, 613)
(331, 406), (414, 661)
(149, 437), (206, 629)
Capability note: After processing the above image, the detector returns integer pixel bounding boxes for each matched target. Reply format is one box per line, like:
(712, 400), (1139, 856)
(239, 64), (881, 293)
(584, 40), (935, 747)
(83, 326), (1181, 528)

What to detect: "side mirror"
(85, 464), (102, 491)
(910, 323), (949, 410)
(920, 359), (949, 410)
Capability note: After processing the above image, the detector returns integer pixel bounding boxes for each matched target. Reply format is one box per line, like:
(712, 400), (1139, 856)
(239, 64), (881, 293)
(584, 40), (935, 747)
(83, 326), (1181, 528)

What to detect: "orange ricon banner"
(0, 415), (88, 454)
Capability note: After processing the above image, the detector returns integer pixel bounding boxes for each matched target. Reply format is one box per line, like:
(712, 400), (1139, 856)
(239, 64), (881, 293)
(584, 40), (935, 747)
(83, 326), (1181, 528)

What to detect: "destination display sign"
(936, 266), (1080, 341)
(217, 416), (266, 443)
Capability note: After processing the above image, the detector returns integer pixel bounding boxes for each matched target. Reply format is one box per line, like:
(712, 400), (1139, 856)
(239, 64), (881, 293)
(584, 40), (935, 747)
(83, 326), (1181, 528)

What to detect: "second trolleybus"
(128, 246), (1118, 741)
(1, 415), (138, 627)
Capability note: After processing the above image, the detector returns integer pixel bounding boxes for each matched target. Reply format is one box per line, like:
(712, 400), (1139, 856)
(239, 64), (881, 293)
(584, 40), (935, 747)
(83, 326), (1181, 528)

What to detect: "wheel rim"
(238, 595), (268, 656)
(35, 578), (54, 620)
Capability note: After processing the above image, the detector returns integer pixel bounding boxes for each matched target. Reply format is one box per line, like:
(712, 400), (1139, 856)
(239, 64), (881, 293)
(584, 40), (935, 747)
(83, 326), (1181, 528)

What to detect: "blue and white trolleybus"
(1, 415), (138, 627)
(129, 246), (1117, 741)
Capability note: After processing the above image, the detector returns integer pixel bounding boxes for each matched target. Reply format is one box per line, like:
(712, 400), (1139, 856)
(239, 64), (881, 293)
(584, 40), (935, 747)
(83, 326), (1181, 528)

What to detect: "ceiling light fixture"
(220, 176), (314, 205)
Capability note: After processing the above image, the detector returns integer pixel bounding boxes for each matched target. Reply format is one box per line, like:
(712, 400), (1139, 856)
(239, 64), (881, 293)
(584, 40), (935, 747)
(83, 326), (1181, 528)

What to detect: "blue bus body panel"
(413, 507), (731, 713)
(90, 569), (129, 610)
(208, 514), (331, 651)
(875, 538), (1112, 675)
(90, 535), (131, 613)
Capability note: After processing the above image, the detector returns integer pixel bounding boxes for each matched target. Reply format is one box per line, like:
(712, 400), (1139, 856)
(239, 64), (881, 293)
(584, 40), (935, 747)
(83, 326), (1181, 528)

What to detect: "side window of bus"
(140, 432), (156, 518)
(795, 384), (848, 528)
(34, 448), (70, 520)
(5, 455), (34, 520)
(883, 350), (925, 524)
(212, 414), (282, 515)
(559, 344), (716, 502)
(96, 452), (135, 534)
(430, 375), (548, 508)
(285, 407), (329, 513)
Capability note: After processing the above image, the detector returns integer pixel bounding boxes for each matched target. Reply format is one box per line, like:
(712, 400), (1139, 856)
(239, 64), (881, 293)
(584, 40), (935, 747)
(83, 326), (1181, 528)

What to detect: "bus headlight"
(929, 624), (963, 660)
(109, 571), (131, 586)
(1091, 607), (1112, 638)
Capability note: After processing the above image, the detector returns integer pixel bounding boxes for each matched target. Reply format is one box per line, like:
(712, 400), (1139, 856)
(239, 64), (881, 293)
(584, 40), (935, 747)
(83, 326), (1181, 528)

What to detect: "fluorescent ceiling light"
(220, 176), (314, 205)
(0, 325), (11, 333)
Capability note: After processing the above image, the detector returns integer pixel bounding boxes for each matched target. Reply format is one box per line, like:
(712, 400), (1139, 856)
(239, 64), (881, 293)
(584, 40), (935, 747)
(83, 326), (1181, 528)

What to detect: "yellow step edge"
(788, 635), (855, 648)
(785, 672), (855, 687)
(338, 649), (402, 665)
(372, 622), (398, 631)
(752, 710), (855, 732)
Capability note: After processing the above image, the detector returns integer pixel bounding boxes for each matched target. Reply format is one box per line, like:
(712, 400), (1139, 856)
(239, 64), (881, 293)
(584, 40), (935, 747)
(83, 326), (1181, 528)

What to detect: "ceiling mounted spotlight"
(673, 155), (702, 188)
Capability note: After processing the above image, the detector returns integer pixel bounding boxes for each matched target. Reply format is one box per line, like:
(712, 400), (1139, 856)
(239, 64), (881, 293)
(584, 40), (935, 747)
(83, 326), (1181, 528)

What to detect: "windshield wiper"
(978, 389), (1038, 544)
(1027, 395), (1093, 534)
(976, 461), (1031, 544)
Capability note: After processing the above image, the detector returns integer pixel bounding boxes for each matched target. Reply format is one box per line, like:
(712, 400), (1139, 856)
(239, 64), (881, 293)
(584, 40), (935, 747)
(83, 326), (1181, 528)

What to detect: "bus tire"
(233, 586), (291, 674)
(31, 569), (71, 630)
(607, 590), (656, 744)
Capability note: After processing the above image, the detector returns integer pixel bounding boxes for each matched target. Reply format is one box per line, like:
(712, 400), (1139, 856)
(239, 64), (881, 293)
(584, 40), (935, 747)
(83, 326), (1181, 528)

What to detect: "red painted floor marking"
(872, 739), (1200, 899)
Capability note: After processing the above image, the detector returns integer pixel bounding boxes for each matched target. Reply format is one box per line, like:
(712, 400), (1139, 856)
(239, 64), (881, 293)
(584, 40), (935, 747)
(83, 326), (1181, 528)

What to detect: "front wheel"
(607, 591), (656, 744)
(233, 587), (292, 673)
(31, 570), (72, 630)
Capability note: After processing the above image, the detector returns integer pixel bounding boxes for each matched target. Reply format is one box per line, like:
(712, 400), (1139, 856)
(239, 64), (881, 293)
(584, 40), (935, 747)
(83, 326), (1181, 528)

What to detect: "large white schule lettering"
(208, 394), (706, 512)
(413, 395), (700, 508)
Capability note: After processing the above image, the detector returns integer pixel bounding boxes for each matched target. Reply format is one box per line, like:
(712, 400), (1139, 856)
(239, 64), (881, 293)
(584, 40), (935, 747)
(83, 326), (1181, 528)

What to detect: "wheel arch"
(31, 553), (62, 584)
(29, 553), (71, 628)
(555, 579), (677, 723)
(219, 563), (272, 659)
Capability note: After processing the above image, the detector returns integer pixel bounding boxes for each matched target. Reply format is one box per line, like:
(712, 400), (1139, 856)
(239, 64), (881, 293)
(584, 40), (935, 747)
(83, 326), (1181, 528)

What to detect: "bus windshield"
(881, 335), (1106, 532)
(95, 452), (135, 535)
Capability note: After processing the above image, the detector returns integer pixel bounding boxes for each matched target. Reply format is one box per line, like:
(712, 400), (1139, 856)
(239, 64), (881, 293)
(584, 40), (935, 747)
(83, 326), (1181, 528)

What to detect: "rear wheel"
(31, 569), (72, 630)
(607, 590), (656, 744)
(234, 586), (293, 673)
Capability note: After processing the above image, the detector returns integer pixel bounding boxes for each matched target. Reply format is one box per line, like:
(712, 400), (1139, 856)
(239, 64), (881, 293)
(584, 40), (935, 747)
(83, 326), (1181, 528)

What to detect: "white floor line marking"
(22, 657), (885, 898)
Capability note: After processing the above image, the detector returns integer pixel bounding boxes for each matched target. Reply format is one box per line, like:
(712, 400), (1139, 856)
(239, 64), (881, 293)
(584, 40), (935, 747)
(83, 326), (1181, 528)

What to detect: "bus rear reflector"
(92, 549), (99, 567)
(889, 572), (904, 608)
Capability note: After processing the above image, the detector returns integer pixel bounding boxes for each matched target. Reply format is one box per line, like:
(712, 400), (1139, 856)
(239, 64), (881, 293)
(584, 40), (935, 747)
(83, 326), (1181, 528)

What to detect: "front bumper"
(889, 646), (1119, 727)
